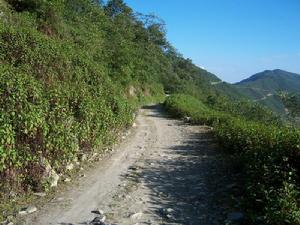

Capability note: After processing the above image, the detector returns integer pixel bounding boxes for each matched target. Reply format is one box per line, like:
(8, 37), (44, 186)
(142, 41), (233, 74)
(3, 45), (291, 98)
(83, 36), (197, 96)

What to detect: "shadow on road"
(126, 128), (241, 225)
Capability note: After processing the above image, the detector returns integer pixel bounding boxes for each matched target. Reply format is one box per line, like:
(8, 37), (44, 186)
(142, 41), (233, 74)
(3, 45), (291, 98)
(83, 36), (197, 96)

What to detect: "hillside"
(2, 1), (300, 224)
(0, 0), (247, 204)
(236, 69), (300, 90)
(234, 69), (300, 113)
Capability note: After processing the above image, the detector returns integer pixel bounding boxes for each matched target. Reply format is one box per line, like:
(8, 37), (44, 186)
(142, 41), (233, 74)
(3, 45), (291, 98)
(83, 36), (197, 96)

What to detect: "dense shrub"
(164, 94), (230, 125)
(1, 0), (296, 223)
(164, 94), (300, 224)
(0, 0), (165, 202)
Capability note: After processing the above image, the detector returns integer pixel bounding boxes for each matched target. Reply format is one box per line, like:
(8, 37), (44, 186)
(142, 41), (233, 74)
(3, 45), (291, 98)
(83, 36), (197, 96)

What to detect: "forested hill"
(0, 0), (243, 200)
(0, 0), (243, 100)
(236, 69), (300, 90)
(234, 69), (300, 113)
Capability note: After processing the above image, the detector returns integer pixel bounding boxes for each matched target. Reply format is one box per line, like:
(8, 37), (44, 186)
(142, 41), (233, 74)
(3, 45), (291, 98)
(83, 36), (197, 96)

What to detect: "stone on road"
(22, 105), (237, 225)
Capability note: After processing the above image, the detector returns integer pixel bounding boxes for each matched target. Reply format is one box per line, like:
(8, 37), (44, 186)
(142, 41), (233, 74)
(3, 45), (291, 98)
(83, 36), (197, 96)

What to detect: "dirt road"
(23, 105), (238, 225)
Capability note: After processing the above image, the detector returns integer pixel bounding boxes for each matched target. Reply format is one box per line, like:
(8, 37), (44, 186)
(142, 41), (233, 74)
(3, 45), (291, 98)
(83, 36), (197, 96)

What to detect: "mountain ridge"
(236, 69), (300, 86)
(234, 69), (300, 113)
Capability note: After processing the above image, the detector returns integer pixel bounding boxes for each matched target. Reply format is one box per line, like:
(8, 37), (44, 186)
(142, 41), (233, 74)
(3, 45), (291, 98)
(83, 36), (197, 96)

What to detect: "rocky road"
(22, 105), (240, 225)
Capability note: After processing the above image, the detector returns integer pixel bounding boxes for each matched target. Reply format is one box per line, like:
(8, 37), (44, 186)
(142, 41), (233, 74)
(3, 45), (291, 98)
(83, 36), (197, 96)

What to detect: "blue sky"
(125, 0), (300, 83)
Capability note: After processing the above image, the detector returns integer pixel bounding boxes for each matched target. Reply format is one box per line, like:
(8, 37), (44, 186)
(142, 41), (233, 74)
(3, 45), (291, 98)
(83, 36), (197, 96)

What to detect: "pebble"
(130, 212), (143, 220)
(166, 214), (173, 219)
(64, 178), (71, 182)
(166, 208), (174, 213)
(18, 209), (27, 216)
(50, 169), (60, 187)
(66, 163), (74, 170)
(19, 206), (37, 216)
(33, 192), (46, 197)
(78, 153), (88, 161)
(26, 206), (37, 214)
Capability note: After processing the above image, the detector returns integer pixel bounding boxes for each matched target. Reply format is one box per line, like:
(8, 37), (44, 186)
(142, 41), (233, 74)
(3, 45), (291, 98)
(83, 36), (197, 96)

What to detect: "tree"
(104, 0), (132, 18)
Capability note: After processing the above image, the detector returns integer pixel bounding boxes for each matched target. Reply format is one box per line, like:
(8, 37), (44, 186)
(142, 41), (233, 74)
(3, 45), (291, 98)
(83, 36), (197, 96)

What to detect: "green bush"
(0, 0), (170, 200)
(164, 94), (300, 224)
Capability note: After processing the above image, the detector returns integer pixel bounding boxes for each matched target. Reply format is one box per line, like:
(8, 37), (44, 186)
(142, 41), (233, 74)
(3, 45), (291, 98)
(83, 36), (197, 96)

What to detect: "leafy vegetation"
(165, 94), (300, 225)
(1, 0), (299, 224)
(280, 92), (300, 118)
(0, 0), (240, 209)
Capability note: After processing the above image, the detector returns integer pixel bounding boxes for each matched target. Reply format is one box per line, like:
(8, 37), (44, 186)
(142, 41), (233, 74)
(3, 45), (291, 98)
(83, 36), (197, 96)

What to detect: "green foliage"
(0, 67), (47, 172)
(265, 182), (300, 225)
(164, 94), (300, 224)
(164, 94), (209, 118)
(2, 0), (298, 223)
(206, 95), (280, 124)
(280, 92), (300, 119)
(0, 0), (169, 202)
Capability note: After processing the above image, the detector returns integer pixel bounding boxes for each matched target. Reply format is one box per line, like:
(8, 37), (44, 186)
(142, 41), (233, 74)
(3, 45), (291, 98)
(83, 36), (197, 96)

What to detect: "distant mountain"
(236, 69), (300, 91)
(234, 69), (300, 113)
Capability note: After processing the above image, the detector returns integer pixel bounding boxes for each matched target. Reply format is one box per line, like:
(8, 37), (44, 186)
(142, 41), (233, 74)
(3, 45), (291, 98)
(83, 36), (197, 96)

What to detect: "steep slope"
(234, 69), (300, 113)
(0, 0), (248, 215)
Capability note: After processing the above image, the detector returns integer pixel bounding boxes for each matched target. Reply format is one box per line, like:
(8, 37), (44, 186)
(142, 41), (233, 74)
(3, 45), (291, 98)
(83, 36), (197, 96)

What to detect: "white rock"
(18, 210), (27, 216)
(64, 178), (71, 182)
(33, 192), (46, 197)
(49, 169), (59, 187)
(166, 214), (173, 219)
(66, 163), (74, 171)
(99, 215), (106, 222)
(19, 206), (37, 215)
(130, 212), (143, 220)
(78, 153), (88, 161)
(40, 157), (60, 188)
(26, 206), (37, 214)
(132, 122), (137, 127)
(166, 208), (174, 213)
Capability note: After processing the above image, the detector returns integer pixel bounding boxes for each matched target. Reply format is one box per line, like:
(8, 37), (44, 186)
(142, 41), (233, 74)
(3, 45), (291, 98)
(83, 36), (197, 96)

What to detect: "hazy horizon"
(125, 0), (300, 83)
